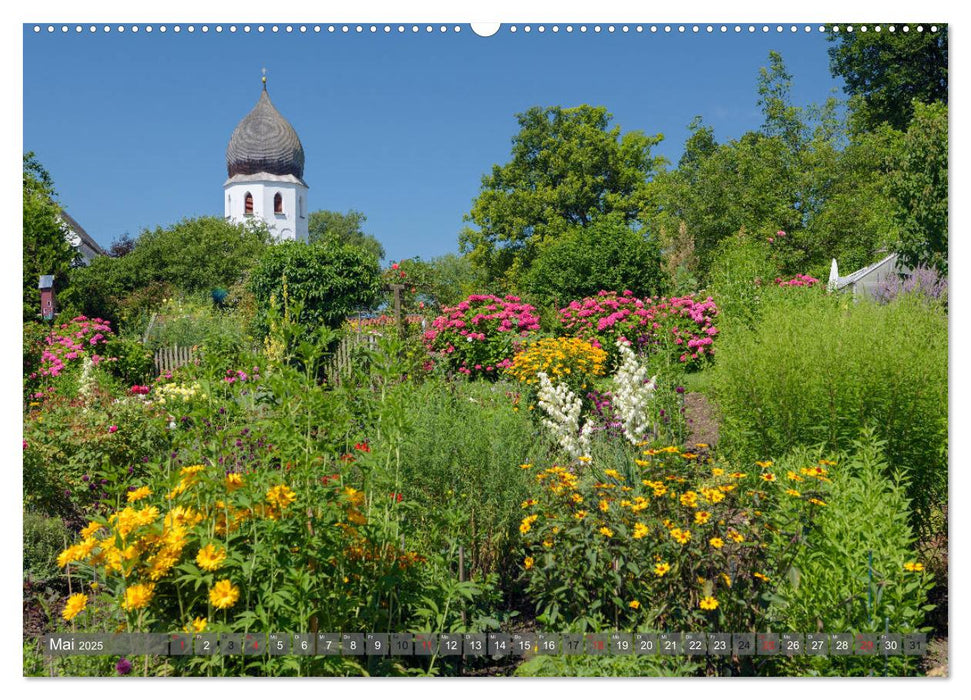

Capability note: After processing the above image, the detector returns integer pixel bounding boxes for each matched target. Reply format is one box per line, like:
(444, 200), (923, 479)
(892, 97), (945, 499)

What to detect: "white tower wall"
(224, 176), (309, 241)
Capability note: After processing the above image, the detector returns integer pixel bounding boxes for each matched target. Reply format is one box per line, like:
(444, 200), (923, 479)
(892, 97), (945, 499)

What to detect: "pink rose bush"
(425, 294), (541, 379)
(34, 316), (113, 379)
(775, 274), (819, 288)
(558, 291), (719, 370)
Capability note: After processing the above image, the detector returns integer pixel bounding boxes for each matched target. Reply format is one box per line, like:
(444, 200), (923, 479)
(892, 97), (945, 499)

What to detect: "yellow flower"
(633, 523), (649, 539)
(225, 473), (244, 491)
(196, 543), (227, 572)
(729, 472), (747, 479)
(571, 493), (584, 504)
(694, 511), (712, 525)
(122, 583), (156, 611)
(577, 455), (592, 463)
(629, 600), (640, 609)
(808, 498), (828, 507)
(604, 469), (623, 480)
(524, 556), (534, 570)
(786, 470), (804, 482)
(267, 484), (297, 510)
(574, 510), (588, 520)
(542, 539), (554, 549)
(635, 459), (649, 467)
(209, 579), (240, 610)
(598, 499), (610, 513)
(62, 593), (88, 622)
(654, 562), (671, 577)
(521, 499), (537, 509)
(785, 488), (802, 497)
(670, 528), (691, 544)
(756, 460), (773, 468)
(599, 526), (613, 538)
(699, 596), (719, 610)
(520, 514), (539, 534)
(760, 473), (777, 482)
(904, 562), (925, 572)
(712, 468), (725, 477)
(184, 616), (207, 633)
(709, 537), (724, 549)
(728, 530), (744, 543)
(519, 463), (533, 470)
(681, 452), (698, 459)
(753, 572), (770, 583)
(695, 443), (709, 449)
(126, 486), (151, 503)
(720, 573), (732, 587)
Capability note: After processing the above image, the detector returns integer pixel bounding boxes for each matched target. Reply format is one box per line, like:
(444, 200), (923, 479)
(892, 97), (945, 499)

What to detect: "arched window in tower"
(298, 196), (304, 218)
(274, 192), (284, 214)
(244, 192), (254, 216)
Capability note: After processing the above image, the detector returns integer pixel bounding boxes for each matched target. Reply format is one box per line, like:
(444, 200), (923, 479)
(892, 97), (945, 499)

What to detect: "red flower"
(391, 263), (399, 270)
(390, 492), (403, 503)
(321, 473), (340, 484)
(340, 454), (355, 463)
(354, 442), (371, 453)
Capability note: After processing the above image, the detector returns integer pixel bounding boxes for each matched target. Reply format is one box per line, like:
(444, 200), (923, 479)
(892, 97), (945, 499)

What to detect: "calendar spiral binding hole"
(33, 24), (940, 35)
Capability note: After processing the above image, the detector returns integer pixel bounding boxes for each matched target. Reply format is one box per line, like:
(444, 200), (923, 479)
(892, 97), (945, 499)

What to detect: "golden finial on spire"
(261, 67), (267, 87)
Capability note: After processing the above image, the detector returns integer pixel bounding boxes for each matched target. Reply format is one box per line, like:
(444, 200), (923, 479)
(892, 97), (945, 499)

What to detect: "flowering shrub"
(536, 372), (594, 460)
(873, 265), (948, 304)
(35, 316), (112, 379)
(558, 291), (719, 370)
(507, 336), (606, 410)
(775, 273), (819, 288)
(153, 381), (207, 406)
(56, 462), (428, 651)
(519, 449), (836, 631)
(425, 294), (541, 379)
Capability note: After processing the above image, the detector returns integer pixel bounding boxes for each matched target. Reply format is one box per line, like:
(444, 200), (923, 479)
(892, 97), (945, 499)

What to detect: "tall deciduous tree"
(828, 25), (948, 132)
(308, 209), (385, 261)
(460, 105), (664, 287)
(888, 101), (948, 275)
(23, 152), (78, 320)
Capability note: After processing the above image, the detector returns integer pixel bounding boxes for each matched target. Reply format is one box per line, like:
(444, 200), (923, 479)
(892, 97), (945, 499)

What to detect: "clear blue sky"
(23, 25), (845, 263)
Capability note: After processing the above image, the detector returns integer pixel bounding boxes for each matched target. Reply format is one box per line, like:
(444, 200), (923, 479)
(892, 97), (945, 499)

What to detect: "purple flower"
(675, 386), (685, 394)
(82, 475), (89, 482)
(115, 658), (132, 675)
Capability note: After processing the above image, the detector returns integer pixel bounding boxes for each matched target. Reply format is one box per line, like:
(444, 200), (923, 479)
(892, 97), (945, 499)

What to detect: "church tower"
(224, 75), (308, 241)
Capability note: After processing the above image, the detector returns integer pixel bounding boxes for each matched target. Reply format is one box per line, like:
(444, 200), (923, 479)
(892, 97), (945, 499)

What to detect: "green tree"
(23, 153), (78, 320)
(828, 25), (948, 131)
(308, 209), (385, 261)
(524, 216), (666, 308)
(460, 105), (664, 287)
(248, 240), (381, 335)
(888, 101), (948, 275)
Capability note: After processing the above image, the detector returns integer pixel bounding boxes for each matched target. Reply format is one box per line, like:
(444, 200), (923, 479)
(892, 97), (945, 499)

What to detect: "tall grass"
(711, 291), (947, 536)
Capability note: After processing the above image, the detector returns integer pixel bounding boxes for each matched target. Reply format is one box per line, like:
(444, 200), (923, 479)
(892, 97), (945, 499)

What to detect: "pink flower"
(108, 425), (118, 434)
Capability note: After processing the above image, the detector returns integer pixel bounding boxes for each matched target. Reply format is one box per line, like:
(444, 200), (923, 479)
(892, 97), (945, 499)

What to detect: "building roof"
(59, 209), (106, 257)
(226, 87), (305, 179)
(830, 252), (898, 291)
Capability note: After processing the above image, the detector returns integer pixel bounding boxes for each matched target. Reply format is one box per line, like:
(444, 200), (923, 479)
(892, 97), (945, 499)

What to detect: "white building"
(224, 79), (308, 241)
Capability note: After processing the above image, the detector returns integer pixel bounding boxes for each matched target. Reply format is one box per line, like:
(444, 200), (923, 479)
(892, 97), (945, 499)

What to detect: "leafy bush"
(249, 240), (382, 337)
(424, 294), (541, 379)
(706, 229), (778, 332)
(764, 436), (935, 676)
(518, 447), (831, 632)
(389, 378), (548, 576)
(711, 291), (947, 536)
(24, 315), (114, 401)
(102, 336), (155, 385)
(24, 512), (71, 584)
(506, 336), (607, 407)
(524, 217), (667, 308)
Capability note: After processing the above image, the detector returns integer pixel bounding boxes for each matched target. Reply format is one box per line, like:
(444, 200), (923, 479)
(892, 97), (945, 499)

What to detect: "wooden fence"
(325, 333), (378, 385)
(154, 345), (197, 376)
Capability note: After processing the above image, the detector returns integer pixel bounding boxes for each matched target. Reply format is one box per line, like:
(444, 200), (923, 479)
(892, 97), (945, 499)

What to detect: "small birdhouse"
(38, 275), (55, 320)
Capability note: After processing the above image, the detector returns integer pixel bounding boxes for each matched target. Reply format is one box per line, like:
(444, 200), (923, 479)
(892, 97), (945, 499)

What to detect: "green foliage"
(308, 209), (385, 260)
(23, 512), (71, 584)
(249, 240), (382, 337)
(706, 229), (779, 332)
(888, 101), (948, 275)
(102, 336), (155, 385)
(23, 153), (78, 320)
(828, 25), (948, 131)
(460, 105), (664, 287)
(388, 378), (547, 576)
(515, 652), (700, 677)
(524, 216), (667, 308)
(62, 217), (270, 326)
(711, 291), (948, 537)
(765, 438), (934, 676)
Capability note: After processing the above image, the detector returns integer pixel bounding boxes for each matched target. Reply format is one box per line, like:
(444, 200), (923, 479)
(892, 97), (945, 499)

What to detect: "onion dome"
(226, 87), (305, 179)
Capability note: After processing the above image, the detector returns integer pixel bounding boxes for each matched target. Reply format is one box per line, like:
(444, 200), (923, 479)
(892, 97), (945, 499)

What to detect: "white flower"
(537, 372), (593, 460)
(612, 341), (656, 445)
